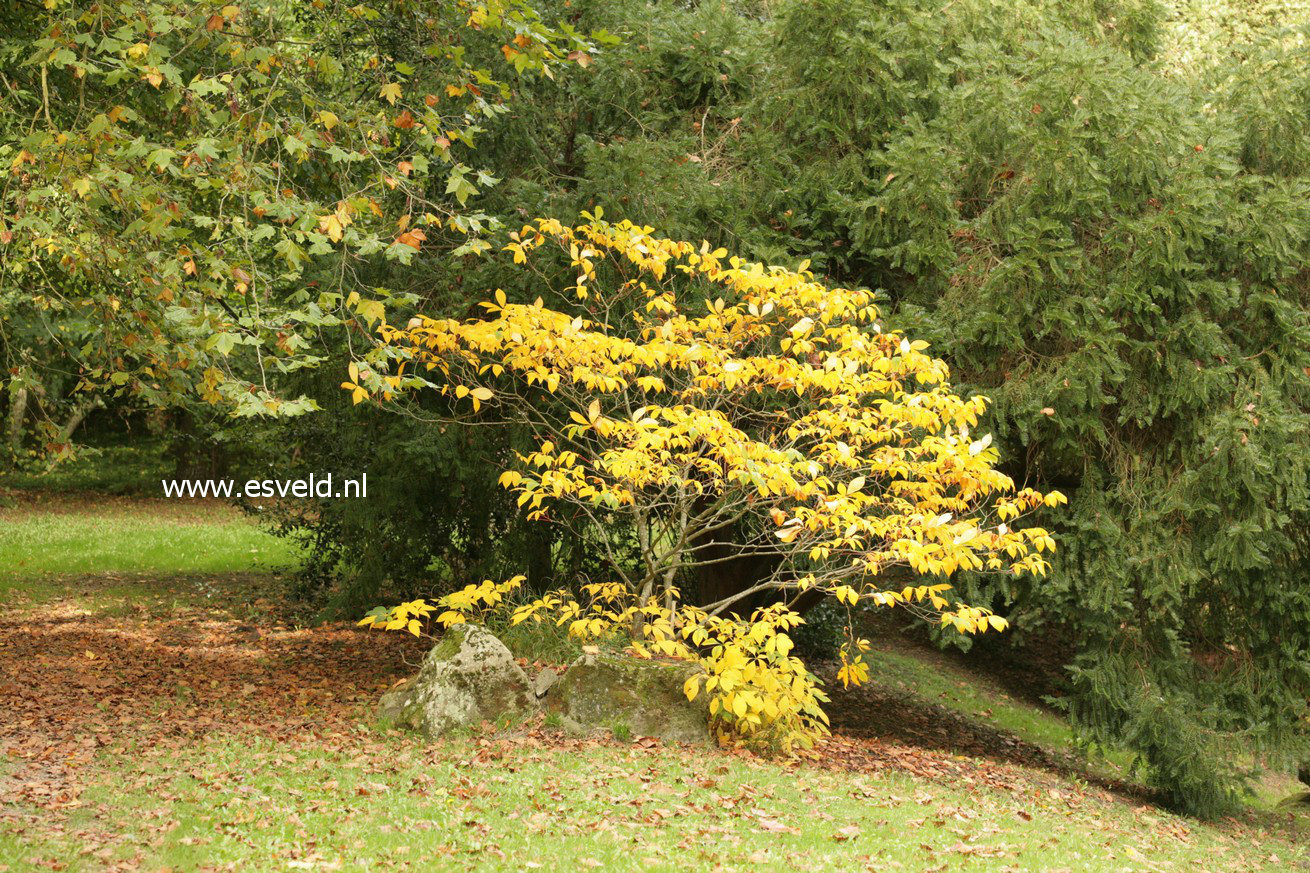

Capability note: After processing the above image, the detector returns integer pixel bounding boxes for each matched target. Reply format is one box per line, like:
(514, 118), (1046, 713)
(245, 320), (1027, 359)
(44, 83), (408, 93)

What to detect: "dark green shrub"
(791, 600), (848, 662)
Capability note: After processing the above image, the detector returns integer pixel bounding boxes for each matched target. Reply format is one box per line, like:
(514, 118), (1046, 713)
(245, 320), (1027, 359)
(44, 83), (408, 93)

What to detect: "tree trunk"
(683, 494), (784, 613)
(6, 387), (28, 459)
(60, 395), (103, 442)
(688, 524), (782, 614)
(526, 525), (554, 594)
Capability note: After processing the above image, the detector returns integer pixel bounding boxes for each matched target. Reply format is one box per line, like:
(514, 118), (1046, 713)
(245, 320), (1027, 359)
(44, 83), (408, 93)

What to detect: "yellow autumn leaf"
(318, 214), (343, 243)
(775, 524), (801, 543)
(683, 675), (700, 702)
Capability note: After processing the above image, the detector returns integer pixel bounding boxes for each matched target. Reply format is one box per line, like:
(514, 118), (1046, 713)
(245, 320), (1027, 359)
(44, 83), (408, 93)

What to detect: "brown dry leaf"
(758, 818), (800, 835)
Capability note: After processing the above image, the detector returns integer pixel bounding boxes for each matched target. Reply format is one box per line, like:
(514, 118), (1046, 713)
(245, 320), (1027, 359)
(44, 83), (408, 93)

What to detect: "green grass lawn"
(869, 645), (1082, 748)
(854, 638), (1303, 810)
(0, 496), (300, 603)
(3, 732), (1305, 872)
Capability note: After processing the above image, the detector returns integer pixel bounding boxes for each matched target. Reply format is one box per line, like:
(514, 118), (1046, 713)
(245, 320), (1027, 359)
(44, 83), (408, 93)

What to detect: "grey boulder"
(545, 652), (710, 745)
(378, 623), (534, 738)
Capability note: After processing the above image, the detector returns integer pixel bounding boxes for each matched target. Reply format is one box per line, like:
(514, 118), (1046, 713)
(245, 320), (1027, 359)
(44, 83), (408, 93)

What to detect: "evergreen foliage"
(756, 0), (1310, 816)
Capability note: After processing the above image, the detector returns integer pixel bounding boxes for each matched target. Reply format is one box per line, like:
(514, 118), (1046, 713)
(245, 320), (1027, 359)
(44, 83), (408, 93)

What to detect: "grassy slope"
(860, 642), (1134, 777)
(856, 637), (1303, 810)
(0, 497), (1305, 871)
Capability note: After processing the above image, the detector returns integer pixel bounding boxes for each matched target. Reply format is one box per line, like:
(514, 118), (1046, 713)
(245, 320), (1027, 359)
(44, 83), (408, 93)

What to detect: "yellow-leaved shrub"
(357, 213), (1065, 750)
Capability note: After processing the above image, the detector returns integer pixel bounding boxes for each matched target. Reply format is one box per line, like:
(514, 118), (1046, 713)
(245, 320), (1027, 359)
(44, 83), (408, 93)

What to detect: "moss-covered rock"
(378, 624), (534, 739)
(545, 653), (710, 745)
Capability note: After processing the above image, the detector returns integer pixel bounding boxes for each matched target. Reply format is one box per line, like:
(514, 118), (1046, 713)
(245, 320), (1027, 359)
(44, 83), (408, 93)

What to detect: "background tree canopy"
(4, 0), (1310, 817)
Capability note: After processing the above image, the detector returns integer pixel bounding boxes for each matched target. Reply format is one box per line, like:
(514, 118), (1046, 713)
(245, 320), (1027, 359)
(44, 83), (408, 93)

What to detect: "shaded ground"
(820, 664), (1151, 803)
(0, 576), (1075, 826)
(0, 571), (1098, 823)
(855, 609), (1077, 717)
(826, 668), (1065, 771)
(821, 611), (1125, 792)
